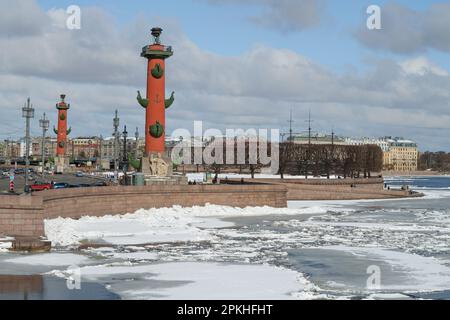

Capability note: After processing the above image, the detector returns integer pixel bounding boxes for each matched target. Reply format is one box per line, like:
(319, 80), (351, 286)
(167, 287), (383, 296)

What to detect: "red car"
(30, 182), (52, 192)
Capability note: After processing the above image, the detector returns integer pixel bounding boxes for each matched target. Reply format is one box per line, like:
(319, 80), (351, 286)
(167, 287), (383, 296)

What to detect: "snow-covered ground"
(219, 173), (339, 180)
(0, 240), (13, 253)
(44, 204), (334, 247)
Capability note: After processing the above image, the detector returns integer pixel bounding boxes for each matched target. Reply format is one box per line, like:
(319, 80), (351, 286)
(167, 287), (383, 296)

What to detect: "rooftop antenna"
(288, 109), (295, 143)
(305, 109), (314, 146)
(331, 126), (335, 147)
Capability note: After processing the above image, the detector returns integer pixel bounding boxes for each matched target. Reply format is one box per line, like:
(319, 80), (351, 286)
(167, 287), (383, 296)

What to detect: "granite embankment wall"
(249, 178), (413, 200)
(0, 184), (287, 238)
(41, 184), (287, 219)
(0, 196), (44, 238)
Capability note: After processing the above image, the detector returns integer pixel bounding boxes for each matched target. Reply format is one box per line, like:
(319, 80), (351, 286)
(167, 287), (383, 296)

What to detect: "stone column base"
(11, 237), (51, 253)
(54, 156), (70, 174)
(144, 175), (188, 186)
(140, 153), (173, 177)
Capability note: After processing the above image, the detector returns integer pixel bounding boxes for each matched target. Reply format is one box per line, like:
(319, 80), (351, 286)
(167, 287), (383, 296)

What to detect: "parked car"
(79, 183), (93, 188)
(68, 184), (82, 188)
(68, 183), (92, 188)
(75, 171), (84, 177)
(30, 182), (52, 192)
(52, 182), (70, 189)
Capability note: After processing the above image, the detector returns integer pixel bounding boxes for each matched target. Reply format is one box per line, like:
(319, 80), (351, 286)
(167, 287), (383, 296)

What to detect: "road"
(0, 172), (108, 195)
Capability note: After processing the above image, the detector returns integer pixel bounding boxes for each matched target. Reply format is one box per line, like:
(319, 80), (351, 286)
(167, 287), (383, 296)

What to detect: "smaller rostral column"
(53, 94), (72, 173)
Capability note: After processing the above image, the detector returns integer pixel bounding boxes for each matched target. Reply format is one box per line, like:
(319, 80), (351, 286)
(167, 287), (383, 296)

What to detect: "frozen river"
(1, 176), (450, 300)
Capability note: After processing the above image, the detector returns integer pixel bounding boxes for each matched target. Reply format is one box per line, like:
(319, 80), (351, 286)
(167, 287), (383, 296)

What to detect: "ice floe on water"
(4, 253), (90, 267)
(49, 262), (324, 300)
(421, 189), (450, 200)
(314, 246), (450, 293)
(272, 211), (450, 256)
(89, 248), (159, 262)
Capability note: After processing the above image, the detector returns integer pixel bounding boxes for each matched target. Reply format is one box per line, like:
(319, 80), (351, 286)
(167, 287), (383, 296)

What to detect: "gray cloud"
(1, 1), (450, 151)
(356, 3), (450, 54)
(0, 5), (145, 86)
(204, 0), (324, 32)
(0, 0), (48, 37)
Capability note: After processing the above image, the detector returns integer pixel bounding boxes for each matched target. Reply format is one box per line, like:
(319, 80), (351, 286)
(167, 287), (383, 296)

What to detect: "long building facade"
(290, 134), (419, 173)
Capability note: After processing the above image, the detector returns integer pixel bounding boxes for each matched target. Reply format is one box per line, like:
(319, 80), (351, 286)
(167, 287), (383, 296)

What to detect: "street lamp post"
(22, 98), (35, 194)
(134, 127), (139, 158)
(99, 135), (103, 171)
(122, 125), (128, 185)
(39, 113), (50, 180)
(88, 139), (92, 162)
(113, 110), (120, 183)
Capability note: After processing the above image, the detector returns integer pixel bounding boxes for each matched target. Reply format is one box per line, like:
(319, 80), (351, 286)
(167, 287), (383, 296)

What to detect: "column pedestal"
(54, 156), (70, 174)
(139, 153), (187, 185)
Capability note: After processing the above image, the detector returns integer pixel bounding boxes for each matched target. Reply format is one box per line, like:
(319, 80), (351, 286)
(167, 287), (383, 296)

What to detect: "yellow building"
(0, 141), (4, 158)
(383, 139), (418, 172)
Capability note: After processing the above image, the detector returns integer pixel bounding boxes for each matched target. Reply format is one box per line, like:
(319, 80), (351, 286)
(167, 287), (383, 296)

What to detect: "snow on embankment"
(45, 204), (331, 247)
(0, 240), (13, 253)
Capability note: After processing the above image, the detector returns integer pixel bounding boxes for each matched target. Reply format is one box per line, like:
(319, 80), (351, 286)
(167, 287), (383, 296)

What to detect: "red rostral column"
(53, 94), (71, 157)
(137, 27), (174, 156)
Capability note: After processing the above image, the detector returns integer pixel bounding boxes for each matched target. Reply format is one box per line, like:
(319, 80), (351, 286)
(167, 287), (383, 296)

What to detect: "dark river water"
(0, 275), (120, 300)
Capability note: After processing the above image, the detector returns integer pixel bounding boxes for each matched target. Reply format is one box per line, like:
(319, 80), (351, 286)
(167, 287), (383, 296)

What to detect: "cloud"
(0, 0), (48, 37)
(204, 0), (324, 32)
(355, 3), (450, 54)
(0, 5), (144, 86)
(0, 1), (450, 151)
(400, 57), (449, 77)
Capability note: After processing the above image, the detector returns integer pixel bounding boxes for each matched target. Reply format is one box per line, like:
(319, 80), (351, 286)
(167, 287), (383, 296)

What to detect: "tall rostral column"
(137, 27), (175, 157)
(53, 94), (72, 173)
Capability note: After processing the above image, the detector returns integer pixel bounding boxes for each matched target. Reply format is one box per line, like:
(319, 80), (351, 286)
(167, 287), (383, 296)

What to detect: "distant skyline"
(0, 0), (449, 151)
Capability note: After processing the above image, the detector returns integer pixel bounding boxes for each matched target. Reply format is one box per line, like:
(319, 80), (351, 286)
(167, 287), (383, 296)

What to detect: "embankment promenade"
(383, 170), (449, 177)
(224, 177), (420, 201)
